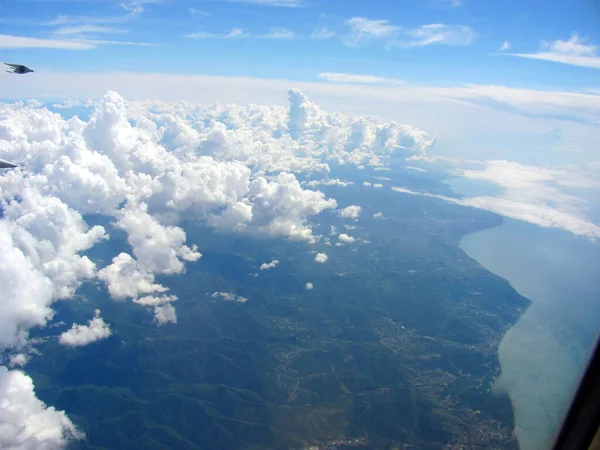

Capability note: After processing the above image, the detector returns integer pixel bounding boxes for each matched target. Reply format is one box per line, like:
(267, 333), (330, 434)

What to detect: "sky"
(1, 0), (600, 89)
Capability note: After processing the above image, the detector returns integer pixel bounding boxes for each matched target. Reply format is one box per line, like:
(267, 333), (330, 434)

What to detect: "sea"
(447, 178), (600, 450)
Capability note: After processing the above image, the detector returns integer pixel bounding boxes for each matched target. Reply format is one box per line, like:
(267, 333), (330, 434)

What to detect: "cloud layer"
(0, 87), (432, 448)
(392, 159), (600, 238)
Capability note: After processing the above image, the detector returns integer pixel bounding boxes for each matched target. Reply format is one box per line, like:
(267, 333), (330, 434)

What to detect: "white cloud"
(363, 182), (372, 187)
(153, 304), (177, 325)
(263, 28), (294, 39)
(58, 310), (111, 347)
(133, 294), (177, 307)
(132, 295), (177, 326)
(340, 205), (361, 219)
(305, 282), (313, 290)
(373, 183), (383, 188)
(211, 292), (248, 303)
(392, 171), (600, 239)
(114, 203), (201, 275)
(343, 19), (473, 49)
(306, 178), (353, 187)
(8, 354), (29, 368)
(338, 233), (356, 244)
(0, 367), (83, 449)
(373, 212), (384, 219)
(0, 34), (93, 50)
(0, 87), (432, 356)
(260, 259), (279, 270)
(318, 72), (404, 85)
(499, 41), (510, 51)
(311, 26), (335, 40)
(314, 252), (328, 263)
(406, 166), (426, 172)
(185, 29), (248, 39)
(98, 253), (168, 300)
(0, 223), (54, 350)
(390, 24), (475, 48)
(53, 25), (128, 36)
(344, 17), (398, 46)
(185, 28), (293, 40)
(510, 33), (600, 69)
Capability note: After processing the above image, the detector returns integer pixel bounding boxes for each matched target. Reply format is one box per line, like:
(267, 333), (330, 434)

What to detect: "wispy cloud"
(189, 7), (210, 17)
(499, 40), (510, 51)
(185, 28), (294, 39)
(185, 29), (249, 39)
(263, 28), (294, 39)
(318, 72), (404, 85)
(120, 0), (164, 15)
(311, 26), (335, 40)
(344, 17), (398, 46)
(510, 33), (600, 69)
(390, 24), (474, 48)
(0, 34), (93, 49)
(77, 38), (156, 46)
(44, 14), (131, 26)
(344, 18), (474, 48)
(53, 25), (128, 36)
(223, 0), (303, 6)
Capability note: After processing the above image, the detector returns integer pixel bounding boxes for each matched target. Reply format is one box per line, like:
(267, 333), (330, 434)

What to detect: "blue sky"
(1, 0), (600, 91)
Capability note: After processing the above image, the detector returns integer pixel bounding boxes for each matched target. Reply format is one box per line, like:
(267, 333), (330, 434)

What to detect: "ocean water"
(460, 219), (600, 450)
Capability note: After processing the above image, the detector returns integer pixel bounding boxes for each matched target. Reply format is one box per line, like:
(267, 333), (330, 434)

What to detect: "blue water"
(461, 219), (600, 450)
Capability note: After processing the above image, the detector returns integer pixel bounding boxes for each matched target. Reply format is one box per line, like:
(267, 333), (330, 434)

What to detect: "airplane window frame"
(552, 337), (600, 450)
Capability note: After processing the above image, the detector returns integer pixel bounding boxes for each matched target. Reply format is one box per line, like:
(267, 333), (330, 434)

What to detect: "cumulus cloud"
(153, 304), (177, 326)
(373, 212), (384, 219)
(8, 354), (29, 368)
(114, 203), (201, 275)
(314, 252), (328, 263)
(0, 87), (438, 442)
(58, 310), (111, 347)
(0, 367), (83, 449)
(98, 253), (169, 300)
(132, 295), (178, 325)
(0, 88), (432, 351)
(260, 259), (279, 270)
(211, 292), (248, 303)
(499, 41), (510, 51)
(340, 205), (361, 219)
(338, 233), (356, 244)
(305, 282), (313, 290)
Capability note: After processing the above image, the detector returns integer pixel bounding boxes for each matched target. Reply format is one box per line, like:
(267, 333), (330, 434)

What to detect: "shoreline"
(459, 218), (600, 450)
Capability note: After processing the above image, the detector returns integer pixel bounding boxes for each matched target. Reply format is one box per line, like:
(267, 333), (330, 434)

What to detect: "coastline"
(459, 218), (600, 450)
